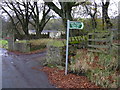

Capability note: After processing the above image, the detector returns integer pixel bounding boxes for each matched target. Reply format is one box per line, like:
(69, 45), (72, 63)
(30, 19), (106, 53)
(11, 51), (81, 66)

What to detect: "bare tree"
(1, 0), (53, 39)
(29, 2), (53, 37)
(1, 1), (33, 39)
(81, 1), (97, 29)
(102, 0), (113, 29)
(45, 2), (81, 28)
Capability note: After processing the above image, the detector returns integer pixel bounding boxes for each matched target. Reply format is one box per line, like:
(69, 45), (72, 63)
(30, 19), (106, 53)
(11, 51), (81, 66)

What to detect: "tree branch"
(2, 6), (20, 35)
(45, 2), (62, 17)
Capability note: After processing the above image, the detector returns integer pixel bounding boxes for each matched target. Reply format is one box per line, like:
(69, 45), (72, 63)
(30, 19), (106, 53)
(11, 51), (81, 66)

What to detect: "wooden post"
(110, 30), (113, 55)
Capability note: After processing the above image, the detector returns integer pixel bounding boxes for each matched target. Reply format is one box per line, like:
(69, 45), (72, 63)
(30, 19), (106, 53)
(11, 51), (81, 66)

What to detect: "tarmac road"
(1, 48), (55, 88)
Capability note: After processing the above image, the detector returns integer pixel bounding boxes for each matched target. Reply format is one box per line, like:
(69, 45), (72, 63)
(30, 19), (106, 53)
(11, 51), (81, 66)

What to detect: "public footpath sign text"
(69, 21), (84, 29)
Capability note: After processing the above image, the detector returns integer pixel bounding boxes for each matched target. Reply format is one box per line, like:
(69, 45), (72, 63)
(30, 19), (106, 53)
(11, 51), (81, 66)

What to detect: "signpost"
(65, 20), (84, 75)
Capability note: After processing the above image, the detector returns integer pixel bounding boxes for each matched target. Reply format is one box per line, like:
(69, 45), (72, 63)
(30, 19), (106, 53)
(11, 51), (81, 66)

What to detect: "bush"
(69, 49), (119, 88)
(0, 40), (8, 49)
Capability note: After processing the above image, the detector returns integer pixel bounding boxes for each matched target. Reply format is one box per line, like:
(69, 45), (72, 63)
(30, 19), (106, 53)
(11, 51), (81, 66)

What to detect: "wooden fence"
(88, 31), (113, 54)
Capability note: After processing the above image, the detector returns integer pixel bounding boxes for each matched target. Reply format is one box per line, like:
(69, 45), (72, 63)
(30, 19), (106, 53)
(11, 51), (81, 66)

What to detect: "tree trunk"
(92, 17), (97, 29)
(102, 1), (113, 29)
(61, 3), (73, 38)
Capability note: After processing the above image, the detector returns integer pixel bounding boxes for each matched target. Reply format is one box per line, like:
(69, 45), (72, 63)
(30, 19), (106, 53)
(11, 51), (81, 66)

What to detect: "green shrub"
(69, 49), (119, 88)
(0, 40), (8, 49)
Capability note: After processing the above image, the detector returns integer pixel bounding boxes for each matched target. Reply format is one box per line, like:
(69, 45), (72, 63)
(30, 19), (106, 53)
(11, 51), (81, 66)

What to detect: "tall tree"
(102, 0), (113, 29)
(1, 1), (33, 39)
(1, 8), (21, 39)
(81, 1), (97, 29)
(1, 1), (53, 39)
(45, 2), (83, 38)
(29, 2), (53, 37)
(45, 2), (80, 28)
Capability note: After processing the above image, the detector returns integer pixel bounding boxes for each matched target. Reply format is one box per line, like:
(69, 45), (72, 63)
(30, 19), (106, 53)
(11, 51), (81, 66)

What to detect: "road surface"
(1, 48), (55, 88)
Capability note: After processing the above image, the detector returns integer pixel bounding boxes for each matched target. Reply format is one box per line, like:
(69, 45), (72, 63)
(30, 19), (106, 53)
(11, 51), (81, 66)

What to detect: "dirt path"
(1, 48), (55, 88)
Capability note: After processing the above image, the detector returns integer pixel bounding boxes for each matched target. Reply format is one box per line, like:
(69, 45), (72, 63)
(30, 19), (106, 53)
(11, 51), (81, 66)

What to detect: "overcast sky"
(95, 0), (119, 17)
(52, 0), (120, 18)
(1, 0), (120, 20)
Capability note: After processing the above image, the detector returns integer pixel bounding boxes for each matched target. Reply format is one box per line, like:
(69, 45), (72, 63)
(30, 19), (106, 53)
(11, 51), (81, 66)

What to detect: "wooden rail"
(88, 31), (113, 54)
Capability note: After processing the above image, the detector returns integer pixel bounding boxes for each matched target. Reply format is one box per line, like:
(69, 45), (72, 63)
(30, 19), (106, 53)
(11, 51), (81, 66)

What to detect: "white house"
(41, 30), (65, 38)
(29, 30), (36, 35)
(28, 29), (65, 38)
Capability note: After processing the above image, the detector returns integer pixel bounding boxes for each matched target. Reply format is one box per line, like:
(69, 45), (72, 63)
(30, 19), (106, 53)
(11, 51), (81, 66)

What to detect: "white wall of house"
(49, 32), (61, 38)
(29, 30), (36, 35)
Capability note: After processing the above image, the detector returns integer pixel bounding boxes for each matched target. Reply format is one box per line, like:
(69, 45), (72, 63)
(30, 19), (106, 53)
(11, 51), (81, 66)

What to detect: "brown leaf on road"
(40, 66), (101, 88)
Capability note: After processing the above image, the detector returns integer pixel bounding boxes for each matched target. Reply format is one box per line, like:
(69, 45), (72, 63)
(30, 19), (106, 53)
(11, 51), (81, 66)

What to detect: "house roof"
(29, 30), (36, 33)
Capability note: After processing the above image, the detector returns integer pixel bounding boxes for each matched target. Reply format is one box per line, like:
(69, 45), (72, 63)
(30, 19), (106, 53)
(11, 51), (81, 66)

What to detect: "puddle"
(0, 48), (8, 56)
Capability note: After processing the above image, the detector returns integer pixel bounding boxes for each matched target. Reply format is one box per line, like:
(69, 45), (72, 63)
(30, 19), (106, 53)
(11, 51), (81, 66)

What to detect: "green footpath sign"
(65, 20), (84, 75)
(69, 21), (84, 29)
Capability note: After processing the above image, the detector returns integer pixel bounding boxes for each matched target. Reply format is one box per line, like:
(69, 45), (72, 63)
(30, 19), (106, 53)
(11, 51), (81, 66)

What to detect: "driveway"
(1, 48), (55, 88)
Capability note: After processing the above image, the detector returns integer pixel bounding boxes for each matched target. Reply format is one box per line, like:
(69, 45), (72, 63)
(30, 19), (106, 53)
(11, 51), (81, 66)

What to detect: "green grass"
(15, 35), (88, 47)
(16, 39), (51, 45)
(0, 40), (8, 49)
(48, 40), (66, 47)
(16, 39), (66, 47)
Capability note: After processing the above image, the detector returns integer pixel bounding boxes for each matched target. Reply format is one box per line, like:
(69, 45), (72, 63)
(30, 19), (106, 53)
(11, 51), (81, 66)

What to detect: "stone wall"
(45, 44), (80, 67)
(45, 45), (65, 66)
(14, 43), (30, 53)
